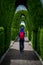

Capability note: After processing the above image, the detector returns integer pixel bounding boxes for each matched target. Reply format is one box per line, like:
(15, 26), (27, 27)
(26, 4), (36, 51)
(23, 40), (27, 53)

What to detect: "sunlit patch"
(20, 21), (25, 26)
(10, 60), (42, 65)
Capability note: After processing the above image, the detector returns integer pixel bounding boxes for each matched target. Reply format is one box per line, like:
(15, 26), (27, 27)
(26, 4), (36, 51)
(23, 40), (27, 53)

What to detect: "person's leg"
(20, 39), (22, 52)
(21, 39), (24, 51)
(19, 39), (20, 51)
(22, 39), (24, 50)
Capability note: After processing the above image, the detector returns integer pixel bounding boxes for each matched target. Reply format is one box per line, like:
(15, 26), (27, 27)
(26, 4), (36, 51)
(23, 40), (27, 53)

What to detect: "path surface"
(0, 37), (42, 65)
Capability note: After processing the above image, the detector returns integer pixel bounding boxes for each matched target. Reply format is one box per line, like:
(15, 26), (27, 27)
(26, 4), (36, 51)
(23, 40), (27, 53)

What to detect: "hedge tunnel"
(11, 10), (29, 40)
(0, 0), (43, 60)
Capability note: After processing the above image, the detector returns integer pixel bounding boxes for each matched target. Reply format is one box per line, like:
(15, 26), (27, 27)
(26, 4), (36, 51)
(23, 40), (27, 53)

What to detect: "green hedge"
(4, 27), (11, 51)
(0, 0), (15, 27)
(11, 28), (18, 40)
(40, 28), (43, 60)
(36, 28), (40, 55)
(31, 29), (40, 52)
(28, 29), (32, 41)
(35, 28), (43, 60)
(31, 31), (37, 50)
(0, 27), (5, 58)
(31, 31), (33, 45)
(31, 28), (43, 60)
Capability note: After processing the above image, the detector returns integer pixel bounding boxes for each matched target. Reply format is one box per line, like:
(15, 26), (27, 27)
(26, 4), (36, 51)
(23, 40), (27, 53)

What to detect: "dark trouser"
(19, 38), (24, 52)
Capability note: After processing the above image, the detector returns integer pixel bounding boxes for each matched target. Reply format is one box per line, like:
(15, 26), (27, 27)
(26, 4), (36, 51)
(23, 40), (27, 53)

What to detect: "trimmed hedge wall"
(36, 28), (40, 55)
(28, 31), (31, 41)
(31, 31), (37, 50)
(4, 27), (11, 51)
(40, 28), (43, 60)
(0, 27), (5, 58)
(31, 28), (43, 60)
(11, 28), (18, 40)
(36, 28), (43, 60)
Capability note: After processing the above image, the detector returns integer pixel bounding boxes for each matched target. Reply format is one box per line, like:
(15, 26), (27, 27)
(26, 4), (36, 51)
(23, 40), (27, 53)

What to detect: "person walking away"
(19, 27), (25, 52)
